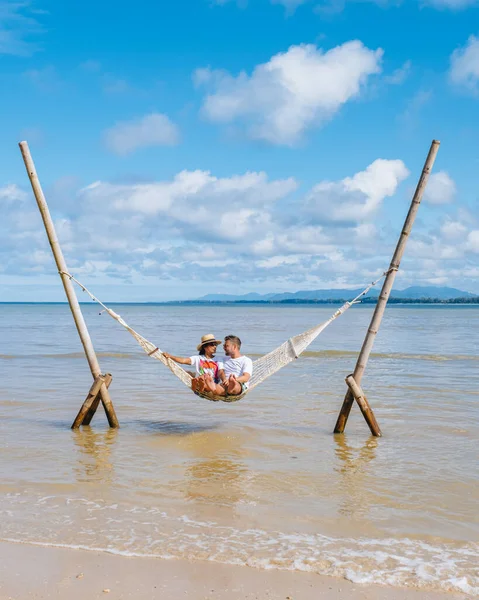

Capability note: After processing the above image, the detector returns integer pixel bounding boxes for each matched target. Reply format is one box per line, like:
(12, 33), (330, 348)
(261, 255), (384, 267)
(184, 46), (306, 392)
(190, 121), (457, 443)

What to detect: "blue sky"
(1, 0), (478, 301)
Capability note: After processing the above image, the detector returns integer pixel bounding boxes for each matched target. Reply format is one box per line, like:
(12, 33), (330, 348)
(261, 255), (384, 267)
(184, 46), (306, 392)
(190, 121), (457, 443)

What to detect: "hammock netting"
(63, 272), (388, 402)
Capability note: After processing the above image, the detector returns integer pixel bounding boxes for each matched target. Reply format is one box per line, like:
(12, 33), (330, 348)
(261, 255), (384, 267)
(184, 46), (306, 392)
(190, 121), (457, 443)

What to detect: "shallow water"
(0, 303), (478, 594)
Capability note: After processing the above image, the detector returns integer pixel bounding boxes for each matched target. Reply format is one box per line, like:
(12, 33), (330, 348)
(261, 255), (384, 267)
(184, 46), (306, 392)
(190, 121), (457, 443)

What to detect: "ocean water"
(0, 303), (478, 595)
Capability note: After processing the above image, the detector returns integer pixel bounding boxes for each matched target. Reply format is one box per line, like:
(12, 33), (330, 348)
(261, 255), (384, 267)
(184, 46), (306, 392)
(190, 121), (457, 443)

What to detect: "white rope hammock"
(62, 271), (390, 402)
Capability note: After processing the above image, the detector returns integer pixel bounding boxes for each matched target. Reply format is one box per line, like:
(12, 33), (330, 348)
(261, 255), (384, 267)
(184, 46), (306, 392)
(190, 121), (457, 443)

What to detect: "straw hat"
(196, 333), (222, 352)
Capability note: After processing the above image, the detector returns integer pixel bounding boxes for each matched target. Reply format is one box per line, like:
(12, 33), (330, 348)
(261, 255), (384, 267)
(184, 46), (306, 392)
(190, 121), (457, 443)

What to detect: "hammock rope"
(60, 270), (391, 403)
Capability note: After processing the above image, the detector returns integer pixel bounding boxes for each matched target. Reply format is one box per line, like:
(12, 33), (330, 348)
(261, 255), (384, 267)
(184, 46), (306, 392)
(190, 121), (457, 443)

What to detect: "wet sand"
(0, 541), (467, 600)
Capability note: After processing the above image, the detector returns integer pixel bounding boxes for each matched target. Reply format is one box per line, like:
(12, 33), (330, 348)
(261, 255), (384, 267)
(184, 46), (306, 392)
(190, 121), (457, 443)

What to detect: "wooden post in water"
(334, 139), (440, 435)
(345, 375), (381, 437)
(18, 141), (119, 429)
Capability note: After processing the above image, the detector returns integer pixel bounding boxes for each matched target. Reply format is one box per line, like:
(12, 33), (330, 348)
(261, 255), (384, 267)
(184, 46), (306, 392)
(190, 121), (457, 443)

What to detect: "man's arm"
(162, 352), (192, 365)
(235, 372), (251, 384)
(235, 357), (253, 384)
(218, 368), (228, 385)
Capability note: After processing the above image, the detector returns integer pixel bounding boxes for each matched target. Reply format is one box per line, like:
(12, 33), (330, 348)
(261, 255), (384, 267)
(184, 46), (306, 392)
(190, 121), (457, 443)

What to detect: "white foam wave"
(1, 494), (478, 596)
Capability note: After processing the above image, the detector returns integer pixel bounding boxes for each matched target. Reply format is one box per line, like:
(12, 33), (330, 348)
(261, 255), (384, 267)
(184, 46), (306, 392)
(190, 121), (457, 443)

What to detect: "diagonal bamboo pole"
(345, 375), (381, 437)
(19, 141), (119, 428)
(334, 139), (440, 434)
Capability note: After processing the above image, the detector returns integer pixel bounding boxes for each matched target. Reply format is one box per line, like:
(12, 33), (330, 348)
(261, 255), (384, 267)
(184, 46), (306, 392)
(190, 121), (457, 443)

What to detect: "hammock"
(62, 271), (389, 403)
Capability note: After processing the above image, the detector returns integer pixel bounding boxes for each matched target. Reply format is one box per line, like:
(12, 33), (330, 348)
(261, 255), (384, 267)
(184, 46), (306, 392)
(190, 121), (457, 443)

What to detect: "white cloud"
(423, 171), (457, 205)
(104, 113), (180, 155)
(385, 60), (411, 85)
(80, 170), (297, 243)
(24, 66), (61, 92)
(79, 60), (102, 73)
(440, 220), (468, 240)
(466, 230), (479, 253)
(270, 0), (310, 12)
(304, 159), (409, 223)
(256, 255), (302, 268)
(196, 41), (383, 145)
(398, 89), (432, 131)
(4, 161), (479, 299)
(0, 184), (27, 204)
(426, 0), (478, 8)
(450, 35), (479, 93)
(102, 76), (131, 94)
(0, 1), (44, 56)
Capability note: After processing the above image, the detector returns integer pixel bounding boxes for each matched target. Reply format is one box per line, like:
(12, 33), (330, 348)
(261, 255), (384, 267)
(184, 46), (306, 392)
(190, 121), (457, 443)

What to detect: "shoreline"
(1, 301), (479, 306)
(0, 540), (467, 600)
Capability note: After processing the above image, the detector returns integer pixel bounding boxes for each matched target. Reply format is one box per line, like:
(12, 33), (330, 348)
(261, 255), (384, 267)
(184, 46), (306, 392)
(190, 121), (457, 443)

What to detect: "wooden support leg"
(333, 140), (440, 435)
(344, 375), (382, 437)
(19, 142), (120, 430)
(71, 375), (105, 429)
(98, 379), (119, 428)
(82, 374), (114, 427)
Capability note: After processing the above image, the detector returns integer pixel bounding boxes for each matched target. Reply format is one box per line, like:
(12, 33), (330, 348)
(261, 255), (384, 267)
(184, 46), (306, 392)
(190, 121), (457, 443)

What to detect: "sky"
(0, 0), (478, 302)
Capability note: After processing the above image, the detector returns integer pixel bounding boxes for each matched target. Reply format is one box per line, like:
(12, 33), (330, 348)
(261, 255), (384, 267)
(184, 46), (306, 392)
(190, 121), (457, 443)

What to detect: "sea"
(0, 302), (478, 595)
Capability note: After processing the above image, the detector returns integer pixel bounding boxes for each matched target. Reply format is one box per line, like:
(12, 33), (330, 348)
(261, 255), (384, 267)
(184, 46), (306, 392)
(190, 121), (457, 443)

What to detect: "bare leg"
(227, 375), (242, 396)
(197, 376), (207, 393)
(191, 375), (207, 393)
(200, 374), (226, 396)
(204, 374), (216, 393)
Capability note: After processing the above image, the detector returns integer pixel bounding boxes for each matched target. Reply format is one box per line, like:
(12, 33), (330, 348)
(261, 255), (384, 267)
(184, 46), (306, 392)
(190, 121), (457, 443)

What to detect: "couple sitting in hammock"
(163, 334), (253, 397)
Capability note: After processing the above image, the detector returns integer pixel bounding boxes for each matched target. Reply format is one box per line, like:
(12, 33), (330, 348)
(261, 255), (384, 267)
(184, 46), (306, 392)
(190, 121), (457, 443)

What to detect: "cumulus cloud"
(195, 41), (383, 145)
(304, 159), (409, 223)
(423, 171), (457, 205)
(104, 113), (180, 155)
(80, 170), (297, 243)
(4, 161), (479, 299)
(450, 35), (479, 93)
(466, 230), (479, 253)
(440, 219), (468, 240)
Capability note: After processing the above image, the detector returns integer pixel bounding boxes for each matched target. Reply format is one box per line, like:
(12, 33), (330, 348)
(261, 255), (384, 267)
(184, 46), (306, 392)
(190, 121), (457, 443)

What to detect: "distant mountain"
(195, 286), (476, 303)
(391, 286), (475, 300)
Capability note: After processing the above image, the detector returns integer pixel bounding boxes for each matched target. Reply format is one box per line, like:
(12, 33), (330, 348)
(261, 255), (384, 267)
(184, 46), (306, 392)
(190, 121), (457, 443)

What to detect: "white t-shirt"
(189, 355), (220, 380)
(217, 355), (253, 388)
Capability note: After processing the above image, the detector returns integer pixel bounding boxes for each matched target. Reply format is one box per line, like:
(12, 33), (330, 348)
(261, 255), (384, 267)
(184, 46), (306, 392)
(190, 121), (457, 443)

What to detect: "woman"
(162, 333), (222, 393)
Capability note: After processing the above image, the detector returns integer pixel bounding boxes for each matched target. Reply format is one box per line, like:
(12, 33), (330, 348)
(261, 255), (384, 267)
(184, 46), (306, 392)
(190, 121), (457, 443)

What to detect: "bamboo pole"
(334, 139), (440, 434)
(18, 141), (119, 428)
(71, 375), (105, 429)
(345, 375), (382, 437)
(82, 373), (112, 426)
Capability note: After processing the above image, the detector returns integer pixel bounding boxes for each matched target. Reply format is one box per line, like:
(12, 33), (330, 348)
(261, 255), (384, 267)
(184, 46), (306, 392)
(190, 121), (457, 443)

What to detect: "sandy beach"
(0, 540), (467, 600)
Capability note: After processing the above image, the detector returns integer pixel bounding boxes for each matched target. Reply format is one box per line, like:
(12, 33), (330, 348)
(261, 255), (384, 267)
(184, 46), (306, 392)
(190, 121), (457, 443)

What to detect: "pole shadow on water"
(129, 419), (221, 435)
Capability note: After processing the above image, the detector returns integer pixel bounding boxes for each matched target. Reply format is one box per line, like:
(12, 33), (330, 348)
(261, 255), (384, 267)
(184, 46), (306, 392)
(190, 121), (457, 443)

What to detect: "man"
(162, 334), (222, 394)
(204, 335), (253, 397)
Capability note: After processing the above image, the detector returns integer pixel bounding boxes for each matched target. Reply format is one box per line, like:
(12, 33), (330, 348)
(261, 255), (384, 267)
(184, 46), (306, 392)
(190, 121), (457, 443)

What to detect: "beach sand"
(0, 541), (466, 600)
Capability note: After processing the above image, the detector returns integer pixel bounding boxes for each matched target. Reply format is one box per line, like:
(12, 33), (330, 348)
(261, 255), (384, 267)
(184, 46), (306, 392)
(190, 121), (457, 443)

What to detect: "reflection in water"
(72, 427), (118, 484)
(182, 430), (250, 514)
(185, 457), (248, 506)
(334, 434), (378, 519)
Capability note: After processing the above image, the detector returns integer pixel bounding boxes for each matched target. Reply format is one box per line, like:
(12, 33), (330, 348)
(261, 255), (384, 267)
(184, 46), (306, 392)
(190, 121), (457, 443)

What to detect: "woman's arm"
(162, 352), (192, 365)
